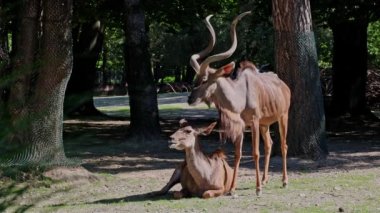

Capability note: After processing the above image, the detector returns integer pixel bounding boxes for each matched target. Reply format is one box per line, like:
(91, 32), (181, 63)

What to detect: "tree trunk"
(101, 37), (108, 86)
(174, 66), (181, 82)
(65, 21), (104, 115)
(272, 0), (328, 159)
(4, 0), (40, 160)
(8, 0), (40, 120)
(331, 20), (369, 116)
(124, 0), (160, 140)
(184, 65), (196, 85)
(0, 0), (9, 104)
(0, 0), (73, 166)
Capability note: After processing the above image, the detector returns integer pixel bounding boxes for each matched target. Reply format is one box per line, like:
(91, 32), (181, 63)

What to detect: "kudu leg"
(251, 118), (262, 196)
(153, 162), (185, 195)
(279, 115), (289, 187)
(231, 134), (243, 192)
(259, 125), (273, 185)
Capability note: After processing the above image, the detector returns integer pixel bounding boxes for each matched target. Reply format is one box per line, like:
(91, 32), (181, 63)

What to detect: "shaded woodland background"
(0, 0), (379, 167)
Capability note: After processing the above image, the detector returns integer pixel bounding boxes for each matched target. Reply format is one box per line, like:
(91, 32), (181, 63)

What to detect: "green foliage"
(147, 1), (238, 68)
(368, 20), (380, 68)
(162, 76), (175, 84)
(315, 27), (333, 68)
(311, 0), (380, 25)
(97, 26), (125, 85)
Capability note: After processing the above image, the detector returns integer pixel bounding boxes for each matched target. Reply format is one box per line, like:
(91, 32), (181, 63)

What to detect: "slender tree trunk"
(174, 66), (181, 82)
(101, 37), (108, 86)
(65, 21), (104, 115)
(272, 0), (328, 159)
(1, 0), (73, 166)
(184, 65), (196, 85)
(124, 0), (160, 140)
(331, 20), (369, 116)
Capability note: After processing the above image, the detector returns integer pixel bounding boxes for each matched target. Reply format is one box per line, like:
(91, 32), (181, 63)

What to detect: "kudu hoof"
(283, 182), (288, 188)
(173, 191), (184, 199)
(262, 179), (269, 186)
(227, 191), (239, 199)
(256, 188), (262, 196)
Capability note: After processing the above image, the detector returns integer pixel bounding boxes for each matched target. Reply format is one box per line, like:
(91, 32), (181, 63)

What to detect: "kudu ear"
(216, 62), (235, 77)
(179, 119), (189, 128)
(199, 122), (217, 136)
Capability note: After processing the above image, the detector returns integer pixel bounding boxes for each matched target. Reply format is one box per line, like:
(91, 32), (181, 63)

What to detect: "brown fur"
(154, 122), (234, 199)
(219, 107), (245, 143)
(239, 60), (259, 73)
(189, 61), (291, 196)
(209, 148), (227, 159)
(188, 13), (290, 196)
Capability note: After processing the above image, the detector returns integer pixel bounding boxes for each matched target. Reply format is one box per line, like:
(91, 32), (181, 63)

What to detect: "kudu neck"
(186, 137), (204, 157)
(213, 76), (248, 112)
(185, 137), (211, 185)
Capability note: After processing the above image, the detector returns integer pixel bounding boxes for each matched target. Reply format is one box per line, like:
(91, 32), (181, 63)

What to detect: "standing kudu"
(187, 11), (291, 195)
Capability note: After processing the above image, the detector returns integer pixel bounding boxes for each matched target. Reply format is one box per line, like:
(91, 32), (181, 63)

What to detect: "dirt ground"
(53, 112), (380, 212)
(1, 109), (380, 212)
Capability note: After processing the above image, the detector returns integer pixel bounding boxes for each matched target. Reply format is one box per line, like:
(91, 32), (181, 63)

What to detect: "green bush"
(368, 20), (380, 68)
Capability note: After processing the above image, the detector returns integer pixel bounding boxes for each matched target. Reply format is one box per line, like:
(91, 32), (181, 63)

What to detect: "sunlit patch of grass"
(350, 201), (380, 213)
(289, 171), (375, 191)
(293, 205), (334, 213)
(98, 103), (210, 112)
(3, 169), (379, 213)
(97, 103), (213, 117)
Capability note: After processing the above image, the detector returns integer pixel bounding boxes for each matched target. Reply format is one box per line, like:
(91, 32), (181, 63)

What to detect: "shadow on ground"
(63, 112), (380, 176)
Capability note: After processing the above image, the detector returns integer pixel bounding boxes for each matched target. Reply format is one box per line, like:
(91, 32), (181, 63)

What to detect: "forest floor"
(1, 93), (380, 213)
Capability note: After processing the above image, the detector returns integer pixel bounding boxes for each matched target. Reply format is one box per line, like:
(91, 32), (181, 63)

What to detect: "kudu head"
(169, 119), (217, 151)
(188, 11), (251, 106)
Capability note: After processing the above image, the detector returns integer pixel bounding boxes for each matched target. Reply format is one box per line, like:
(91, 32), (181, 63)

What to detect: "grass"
(1, 95), (379, 212)
(1, 168), (379, 212)
(97, 103), (214, 117)
(98, 103), (210, 112)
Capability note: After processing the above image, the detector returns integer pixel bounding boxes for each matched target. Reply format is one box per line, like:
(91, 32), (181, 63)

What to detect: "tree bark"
(184, 65), (196, 85)
(272, 0), (328, 158)
(65, 21), (104, 115)
(331, 20), (369, 116)
(8, 0), (40, 119)
(0, 0), (73, 166)
(124, 0), (160, 140)
(0, 0), (10, 104)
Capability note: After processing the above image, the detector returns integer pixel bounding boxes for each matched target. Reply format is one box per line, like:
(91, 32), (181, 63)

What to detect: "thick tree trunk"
(0, 0), (73, 166)
(331, 21), (369, 116)
(8, 0), (39, 119)
(65, 21), (104, 115)
(272, 0), (328, 158)
(124, 0), (160, 140)
(4, 0), (40, 158)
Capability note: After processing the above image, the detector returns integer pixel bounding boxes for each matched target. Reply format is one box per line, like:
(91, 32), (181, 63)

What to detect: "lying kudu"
(154, 120), (233, 199)
(187, 12), (291, 195)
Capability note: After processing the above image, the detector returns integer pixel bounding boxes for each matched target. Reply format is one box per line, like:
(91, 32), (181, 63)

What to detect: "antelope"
(187, 11), (291, 195)
(154, 120), (234, 199)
